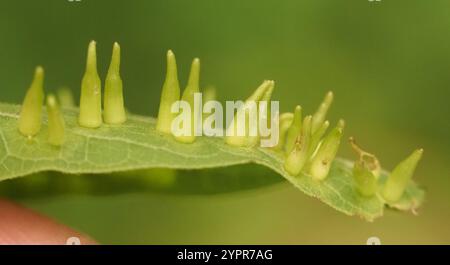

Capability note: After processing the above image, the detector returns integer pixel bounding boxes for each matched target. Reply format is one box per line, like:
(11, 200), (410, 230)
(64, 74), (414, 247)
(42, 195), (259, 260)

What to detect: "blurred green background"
(0, 0), (449, 244)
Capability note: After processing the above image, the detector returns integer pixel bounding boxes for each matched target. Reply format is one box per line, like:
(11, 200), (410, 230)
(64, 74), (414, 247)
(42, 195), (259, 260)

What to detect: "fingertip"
(0, 199), (97, 245)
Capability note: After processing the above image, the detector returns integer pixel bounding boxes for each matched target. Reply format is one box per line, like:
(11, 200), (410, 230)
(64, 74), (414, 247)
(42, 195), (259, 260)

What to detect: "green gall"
(382, 149), (423, 203)
(79, 41), (102, 128)
(284, 105), (302, 154)
(18, 66), (45, 137)
(307, 120), (330, 159)
(349, 137), (380, 197)
(249, 80), (275, 147)
(176, 58), (201, 143)
(311, 91), (333, 134)
(260, 80), (275, 128)
(261, 81), (274, 102)
(309, 120), (344, 181)
(46, 94), (65, 146)
(225, 80), (273, 147)
(104, 42), (127, 125)
(349, 137), (381, 178)
(274, 112), (293, 150)
(284, 115), (312, 176)
(156, 50), (181, 134)
(246, 80), (272, 103)
(353, 161), (378, 197)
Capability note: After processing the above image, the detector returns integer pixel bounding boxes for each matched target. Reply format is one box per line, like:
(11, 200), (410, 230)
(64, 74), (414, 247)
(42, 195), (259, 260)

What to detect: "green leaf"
(0, 103), (424, 221)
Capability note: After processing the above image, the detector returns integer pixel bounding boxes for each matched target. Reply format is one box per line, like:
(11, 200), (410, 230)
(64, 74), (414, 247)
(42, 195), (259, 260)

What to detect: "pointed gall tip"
(112, 42), (121, 56)
(312, 92), (334, 133)
(46, 94), (57, 107)
(325, 91), (334, 103)
(325, 91), (334, 101)
(293, 106), (302, 119)
(322, 91), (334, 105)
(260, 80), (270, 87)
(414, 148), (424, 159)
(108, 42), (121, 74)
(191, 58), (200, 74)
(191, 57), (201, 72)
(303, 115), (313, 130)
(32, 66), (45, 88)
(35, 66), (44, 76)
(264, 80), (275, 98)
(293, 105), (302, 122)
(88, 40), (97, 54)
(268, 80), (275, 90)
(86, 41), (98, 71)
(167, 49), (175, 58)
(246, 80), (271, 102)
(34, 66), (44, 77)
(165, 49), (178, 75)
(262, 80), (272, 91)
(185, 58), (201, 90)
(305, 115), (313, 122)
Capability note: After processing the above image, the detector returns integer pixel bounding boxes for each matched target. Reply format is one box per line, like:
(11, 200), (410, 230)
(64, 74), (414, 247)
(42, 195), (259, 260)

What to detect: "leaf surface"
(0, 103), (424, 221)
